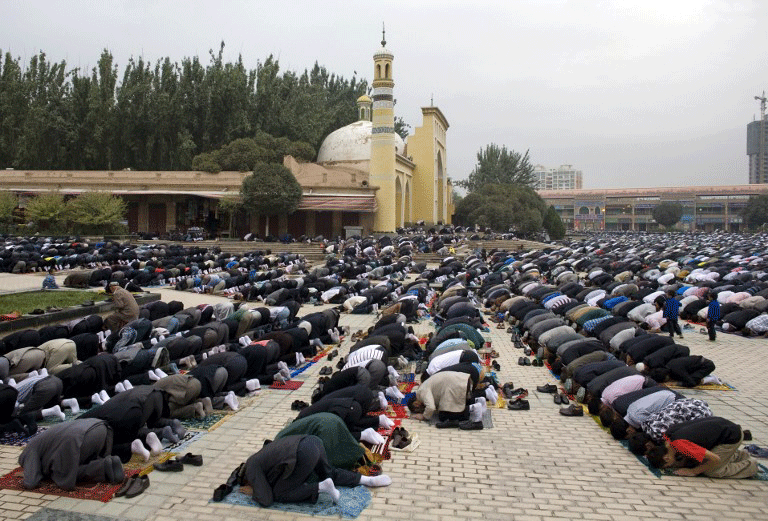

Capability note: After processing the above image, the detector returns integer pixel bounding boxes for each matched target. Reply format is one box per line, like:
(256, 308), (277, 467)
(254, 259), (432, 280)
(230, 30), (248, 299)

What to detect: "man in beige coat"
(406, 370), (486, 429)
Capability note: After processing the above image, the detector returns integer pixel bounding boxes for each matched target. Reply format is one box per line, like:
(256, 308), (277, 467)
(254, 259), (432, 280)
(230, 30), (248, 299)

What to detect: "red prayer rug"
(269, 380), (304, 390)
(0, 467), (142, 502)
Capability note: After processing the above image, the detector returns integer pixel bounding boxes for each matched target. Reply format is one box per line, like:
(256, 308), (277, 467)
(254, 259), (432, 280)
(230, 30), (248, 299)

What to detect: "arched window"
(376, 64), (381, 79)
(594, 206), (601, 215)
(385, 63), (390, 78)
(579, 206), (590, 215)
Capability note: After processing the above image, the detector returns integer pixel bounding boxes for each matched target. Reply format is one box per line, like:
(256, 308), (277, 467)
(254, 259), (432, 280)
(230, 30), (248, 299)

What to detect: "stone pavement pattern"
(0, 278), (767, 520)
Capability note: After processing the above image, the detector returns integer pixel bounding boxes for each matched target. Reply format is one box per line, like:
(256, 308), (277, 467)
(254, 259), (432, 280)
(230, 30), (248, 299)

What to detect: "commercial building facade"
(539, 184), (768, 233)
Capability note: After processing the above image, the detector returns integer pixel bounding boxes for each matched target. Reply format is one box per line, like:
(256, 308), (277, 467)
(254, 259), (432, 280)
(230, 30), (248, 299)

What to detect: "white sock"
(148, 369), (160, 381)
(359, 474), (392, 487)
(27, 370), (38, 377)
(41, 405), (65, 421)
(39, 368), (48, 377)
(360, 427), (385, 445)
(469, 403), (483, 423)
(99, 390), (110, 402)
(475, 397), (487, 411)
(298, 352), (306, 364)
(485, 387), (498, 404)
(146, 431), (162, 456)
(154, 368), (168, 379)
(273, 372), (286, 383)
(131, 439), (150, 461)
(202, 352), (208, 360)
(114, 382), (126, 393)
(61, 398), (80, 413)
(224, 391), (239, 411)
(328, 329), (339, 343)
(91, 392), (104, 405)
(378, 392), (388, 409)
(123, 380), (133, 390)
(385, 386), (404, 401)
(311, 338), (322, 348)
(295, 352), (302, 366)
(378, 414), (395, 429)
(246, 378), (260, 392)
(277, 361), (289, 372)
(279, 368), (291, 379)
(317, 477), (340, 503)
(150, 338), (158, 345)
(239, 336), (250, 346)
(388, 366), (399, 379)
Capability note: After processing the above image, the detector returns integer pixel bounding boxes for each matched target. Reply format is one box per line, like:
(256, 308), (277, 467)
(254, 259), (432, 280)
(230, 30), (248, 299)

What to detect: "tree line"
(0, 43), (367, 171)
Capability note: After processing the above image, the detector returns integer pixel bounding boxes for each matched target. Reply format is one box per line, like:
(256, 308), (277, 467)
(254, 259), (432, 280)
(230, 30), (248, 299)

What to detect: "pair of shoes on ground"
(391, 426), (412, 448)
(518, 357), (532, 366)
(153, 453), (203, 472)
(531, 358), (543, 367)
(319, 366), (333, 375)
(559, 404), (583, 416)
(327, 349), (338, 361)
(115, 475), (150, 498)
(212, 462), (246, 502)
(335, 357), (346, 369)
(491, 360), (501, 371)
(291, 400), (308, 411)
(553, 393), (569, 405)
(507, 399), (530, 410)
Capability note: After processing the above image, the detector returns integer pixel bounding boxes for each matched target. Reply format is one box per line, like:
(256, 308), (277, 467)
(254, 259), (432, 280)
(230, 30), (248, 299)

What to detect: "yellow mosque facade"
(285, 34), (454, 235)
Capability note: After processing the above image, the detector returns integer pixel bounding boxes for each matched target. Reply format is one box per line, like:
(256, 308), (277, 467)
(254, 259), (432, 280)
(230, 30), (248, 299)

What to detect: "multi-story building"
(539, 184), (768, 232)
(747, 119), (768, 184)
(533, 164), (583, 191)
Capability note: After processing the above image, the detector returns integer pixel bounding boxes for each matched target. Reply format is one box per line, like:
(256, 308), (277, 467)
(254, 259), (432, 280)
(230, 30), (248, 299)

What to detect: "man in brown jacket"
(103, 282), (139, 333)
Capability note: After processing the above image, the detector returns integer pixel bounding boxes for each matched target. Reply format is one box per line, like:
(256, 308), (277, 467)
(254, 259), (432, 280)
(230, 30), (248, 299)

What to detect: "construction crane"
(756, 92), (766, 183)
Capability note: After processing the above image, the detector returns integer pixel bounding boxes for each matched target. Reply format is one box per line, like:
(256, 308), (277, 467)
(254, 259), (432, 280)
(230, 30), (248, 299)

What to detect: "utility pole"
(755, 92), (766, 183)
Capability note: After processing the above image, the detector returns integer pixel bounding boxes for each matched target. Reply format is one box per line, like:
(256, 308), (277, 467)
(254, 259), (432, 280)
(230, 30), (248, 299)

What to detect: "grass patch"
(0, 290), (107, 315)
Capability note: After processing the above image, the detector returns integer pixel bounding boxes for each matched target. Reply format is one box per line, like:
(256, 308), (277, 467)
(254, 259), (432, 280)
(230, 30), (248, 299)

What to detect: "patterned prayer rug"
(269, 380), (304, 390)
(165, 431), (205, 453)
(0, 466), (142, 502)
(180, 413), (230, 432)
(214, 484), (372, 518)
(0, 427), (47, 447)
(26, 507), (123, 521)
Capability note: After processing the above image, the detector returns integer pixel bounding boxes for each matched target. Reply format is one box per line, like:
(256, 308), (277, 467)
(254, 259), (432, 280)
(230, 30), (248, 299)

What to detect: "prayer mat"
(165, 431), (205, 453)
(481, 409), (493, 429)
(180, 413), (231, 432)
(123, 451), (174, 476)
(495, 394), (507, 408)
(389, 432), (421, 452)
(214, 484), (372, 518)
(270, 380), (304, 390)
(544, 361), (561, 380)
(0, 466), (142, 502)
(665, 382), (736, 391)
(26, 507), (124, 521)
(0, 427), (47, 447)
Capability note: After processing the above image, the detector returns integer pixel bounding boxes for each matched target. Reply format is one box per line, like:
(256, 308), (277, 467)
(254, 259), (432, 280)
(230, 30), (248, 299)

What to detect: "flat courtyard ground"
(0, 273), (767, 521)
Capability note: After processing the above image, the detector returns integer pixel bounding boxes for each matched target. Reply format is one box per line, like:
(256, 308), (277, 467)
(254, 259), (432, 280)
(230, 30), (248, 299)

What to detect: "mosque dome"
(316, 120), (405, 163)
(357, 94), (372, 103)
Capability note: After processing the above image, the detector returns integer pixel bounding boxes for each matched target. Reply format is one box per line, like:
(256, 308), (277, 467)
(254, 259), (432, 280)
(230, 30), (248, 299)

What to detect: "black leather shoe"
(154, 459), (184, 472)
(458, 420), (483, 430)
(435, 419), (461, 428)
(559, 393), (569, 405)
(523, 357), (531, 366)
(559, 404), (584, 416)
(178, 453), (203, 466)
(507, 399), (530, 410)
(536, 384), (557, 393)
(115, 476), (136, 498)
(553, 394), (562, 404)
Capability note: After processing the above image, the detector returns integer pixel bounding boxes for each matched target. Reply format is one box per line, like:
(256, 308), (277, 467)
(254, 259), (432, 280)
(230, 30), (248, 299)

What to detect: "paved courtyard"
(1, 278), (767, 521)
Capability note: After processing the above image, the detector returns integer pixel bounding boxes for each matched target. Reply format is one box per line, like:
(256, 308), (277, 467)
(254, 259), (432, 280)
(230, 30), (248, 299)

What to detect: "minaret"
(370, 25), (396, 233)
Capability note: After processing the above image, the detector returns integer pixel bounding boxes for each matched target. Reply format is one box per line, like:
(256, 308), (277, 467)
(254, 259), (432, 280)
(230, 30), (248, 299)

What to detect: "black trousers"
(272, 435), (360, 503)
(707, 320), (717, 340)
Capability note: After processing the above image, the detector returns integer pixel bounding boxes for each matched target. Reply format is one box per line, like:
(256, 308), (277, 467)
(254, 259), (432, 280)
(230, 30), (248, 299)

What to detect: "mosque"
(0, 35), (453, 239)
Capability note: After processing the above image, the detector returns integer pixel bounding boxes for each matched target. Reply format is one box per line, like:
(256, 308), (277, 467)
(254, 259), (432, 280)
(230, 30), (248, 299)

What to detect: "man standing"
(663, 290), (683, 339)
(706, 293), (721, 342)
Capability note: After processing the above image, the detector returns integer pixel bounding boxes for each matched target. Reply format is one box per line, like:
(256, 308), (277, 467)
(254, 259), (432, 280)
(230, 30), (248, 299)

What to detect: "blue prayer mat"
(214, 484), (372, 518)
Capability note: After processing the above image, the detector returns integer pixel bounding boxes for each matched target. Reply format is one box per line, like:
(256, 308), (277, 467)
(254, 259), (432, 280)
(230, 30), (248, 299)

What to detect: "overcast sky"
(3, 0), (767, 189)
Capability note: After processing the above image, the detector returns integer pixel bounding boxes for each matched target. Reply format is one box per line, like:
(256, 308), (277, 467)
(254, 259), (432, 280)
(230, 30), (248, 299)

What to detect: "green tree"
(457, 144), (535, 192)
(394, 116), (410, 140)
(652, 202), (684, 229)
(67, 191), (127, 235)
(241, 162), (302, 217)
(24, 191), (68, 233)
(0, 192), (17, 232)
(543, 205), (566, 240)
(217, 195), (244, 237)
(740, 194), (768, 230)
(454, 183), (547, 234)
